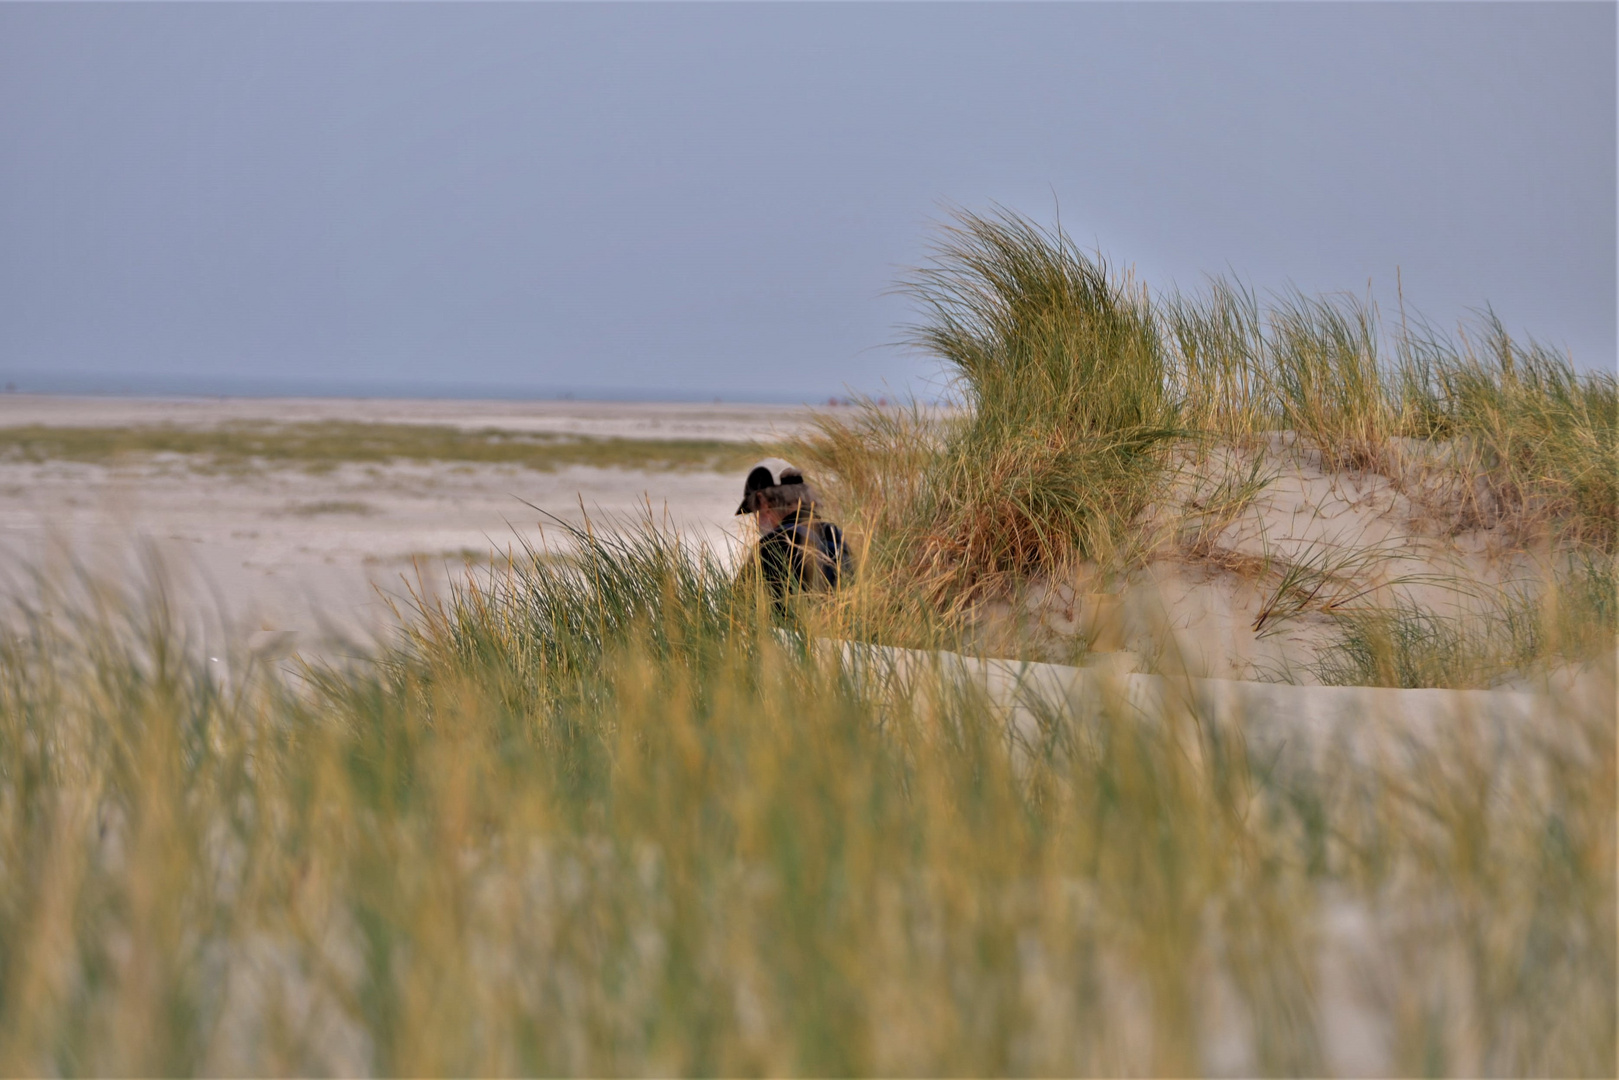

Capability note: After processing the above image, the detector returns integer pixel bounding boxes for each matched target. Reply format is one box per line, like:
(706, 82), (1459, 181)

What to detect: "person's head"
(735, 458), (818, 530)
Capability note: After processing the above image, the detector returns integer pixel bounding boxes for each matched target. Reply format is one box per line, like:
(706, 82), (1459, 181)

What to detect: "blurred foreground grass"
(0, 521), (1611, 1076)
(0, 421), (759, 474)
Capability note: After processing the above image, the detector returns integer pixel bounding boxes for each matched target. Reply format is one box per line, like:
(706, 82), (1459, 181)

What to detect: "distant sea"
(0, 369), (839, 406)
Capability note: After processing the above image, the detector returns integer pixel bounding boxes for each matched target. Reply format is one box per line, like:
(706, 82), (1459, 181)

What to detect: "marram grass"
(899, 208), (1177, 596)
(0, 521), (1611, 1076)
(801, 207), (1616, 671)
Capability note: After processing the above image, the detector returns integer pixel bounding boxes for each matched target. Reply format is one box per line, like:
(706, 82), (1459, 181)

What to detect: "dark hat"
(736, 457), (805, 515)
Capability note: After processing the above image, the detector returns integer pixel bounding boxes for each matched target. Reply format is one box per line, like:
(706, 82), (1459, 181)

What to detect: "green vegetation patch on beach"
(0, 420), (761, 474)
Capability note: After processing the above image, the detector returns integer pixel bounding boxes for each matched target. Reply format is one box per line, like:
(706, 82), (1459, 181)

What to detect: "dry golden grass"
(899, 209), (1177, 595)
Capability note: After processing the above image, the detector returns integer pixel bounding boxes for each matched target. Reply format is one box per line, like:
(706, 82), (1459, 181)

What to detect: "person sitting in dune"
(735, 458), (848, 610)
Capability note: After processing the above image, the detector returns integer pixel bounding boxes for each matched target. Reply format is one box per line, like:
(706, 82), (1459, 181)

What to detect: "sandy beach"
(0, 393), (1547, 679)
(0, 394), (818, 646)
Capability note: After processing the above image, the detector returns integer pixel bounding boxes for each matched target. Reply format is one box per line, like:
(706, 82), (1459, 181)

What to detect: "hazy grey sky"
(1, 2), (1613, 401)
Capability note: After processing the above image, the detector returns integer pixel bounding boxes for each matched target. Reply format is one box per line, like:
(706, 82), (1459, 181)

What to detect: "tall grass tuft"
(1161, 276), (1271, 440)
(1418, 315), (1619, 547)
(896, 208), (1176, 595)
(1269, 289), (1393, 472)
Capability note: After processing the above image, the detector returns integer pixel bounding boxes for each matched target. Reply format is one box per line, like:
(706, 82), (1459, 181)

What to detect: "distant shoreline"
(0, 371), (847, 407)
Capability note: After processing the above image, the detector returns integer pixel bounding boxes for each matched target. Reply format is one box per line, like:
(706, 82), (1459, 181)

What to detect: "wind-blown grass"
(1407, 316), (1619, 547)
(1163, 292), (1618, 549)
(1161, 277), (1270, 441)
(1269, 290), (1393, 473)
(819, 209), (1178, 605)
(0, 522), (1611, 1075)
